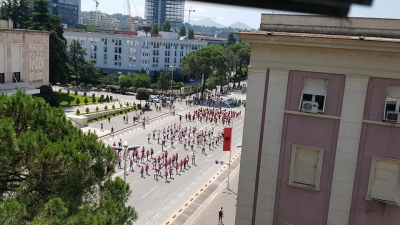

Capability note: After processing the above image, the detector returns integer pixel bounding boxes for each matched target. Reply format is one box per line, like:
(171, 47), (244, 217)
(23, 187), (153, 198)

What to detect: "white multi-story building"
(64, 30), (208, 74)
(85, 11), (120, 30)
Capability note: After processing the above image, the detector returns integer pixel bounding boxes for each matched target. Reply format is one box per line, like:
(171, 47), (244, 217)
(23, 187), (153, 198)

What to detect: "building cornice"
(237, 31), (400, 53)
(0, 28), (50, 35)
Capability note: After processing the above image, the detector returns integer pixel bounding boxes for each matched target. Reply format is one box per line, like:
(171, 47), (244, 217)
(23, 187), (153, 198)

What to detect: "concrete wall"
(0, 29), (50, 87)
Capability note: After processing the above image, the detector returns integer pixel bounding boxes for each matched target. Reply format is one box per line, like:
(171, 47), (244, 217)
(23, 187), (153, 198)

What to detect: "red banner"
(223, 127), (232, 151)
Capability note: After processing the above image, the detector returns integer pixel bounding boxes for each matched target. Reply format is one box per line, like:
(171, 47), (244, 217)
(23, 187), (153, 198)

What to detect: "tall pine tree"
(29, 0), (69, 84)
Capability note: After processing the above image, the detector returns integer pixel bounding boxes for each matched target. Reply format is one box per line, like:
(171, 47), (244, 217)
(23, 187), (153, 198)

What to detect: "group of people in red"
(185, 107), (241, 125)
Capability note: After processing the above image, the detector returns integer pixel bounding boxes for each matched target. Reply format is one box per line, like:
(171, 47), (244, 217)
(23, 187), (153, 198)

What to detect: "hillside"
(190, 18), (225, 28)
(227, 22), (252, 30)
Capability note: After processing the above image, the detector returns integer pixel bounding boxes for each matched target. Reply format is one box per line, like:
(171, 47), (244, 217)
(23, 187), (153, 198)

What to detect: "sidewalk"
(185, 166), (240, 225)
(83, 104), (187, 138)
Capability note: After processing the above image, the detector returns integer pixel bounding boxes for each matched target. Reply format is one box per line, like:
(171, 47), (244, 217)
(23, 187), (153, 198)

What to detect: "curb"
(165, 151), (242, 225)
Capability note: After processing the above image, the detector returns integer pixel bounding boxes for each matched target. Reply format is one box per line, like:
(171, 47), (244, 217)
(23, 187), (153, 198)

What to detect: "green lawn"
(57, 93), (102, 106)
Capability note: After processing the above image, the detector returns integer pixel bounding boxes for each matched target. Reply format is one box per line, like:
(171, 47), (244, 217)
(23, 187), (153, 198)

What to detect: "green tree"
(150, 22), (159, 35)
(162, 20), (171, 31)
(76, 98), (80, 105)
(0, 90), (138, 223)
(84, 97), (88, 105)
(118, 75), (134, 90)
(0, 0), (32, 29)
(226, 33), (237, 46)
(136, 88), (150, 104)
(157, 69), (171, 94)
(188, 28), (194, 39)
(133, 73), (151, 88)
(225, 42), (251, 85)
(181, 45), (227, 97)
(179, 25), (186, 36)
(29, 0), (69, 84)
(68, 40), (86, 82)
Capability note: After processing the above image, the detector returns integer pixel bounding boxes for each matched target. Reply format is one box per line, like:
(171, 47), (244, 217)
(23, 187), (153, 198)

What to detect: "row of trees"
(181, 42), (250, 97)
(0, 90), (138, 224)
(150, 20), (194, 39)
(0, 0), (100, 84)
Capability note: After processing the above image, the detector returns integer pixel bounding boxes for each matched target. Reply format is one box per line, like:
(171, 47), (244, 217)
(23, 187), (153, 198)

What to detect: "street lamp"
(123, 141), (129, 183)
(224, 101), (234, 190)
(170, 65), (176, 105)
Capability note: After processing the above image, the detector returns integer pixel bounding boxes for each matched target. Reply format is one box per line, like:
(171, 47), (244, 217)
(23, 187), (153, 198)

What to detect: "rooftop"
(260, 14), (400, 39)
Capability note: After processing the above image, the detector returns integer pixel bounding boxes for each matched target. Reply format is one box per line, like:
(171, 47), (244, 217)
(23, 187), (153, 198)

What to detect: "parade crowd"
(110, 107), (242, 183)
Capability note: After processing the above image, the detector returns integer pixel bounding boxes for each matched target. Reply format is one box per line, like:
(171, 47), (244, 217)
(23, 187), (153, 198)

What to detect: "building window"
(367, 157), (400, 205)
(300, 77), (327, 113)
(384, 86), (400, 122)
(288, 145), (323, 190)
(104, 61), (107, 65)
(104, 46), (107, 52)
(12, 72), (21, 83)
(0, 73), (4, 83)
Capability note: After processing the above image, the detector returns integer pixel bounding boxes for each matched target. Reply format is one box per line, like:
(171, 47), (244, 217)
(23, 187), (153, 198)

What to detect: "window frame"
(299, 77), (328, 114)
(366, 156), (400, 206)
(288, 144), (324, 191)
(383, 86), (400, 122)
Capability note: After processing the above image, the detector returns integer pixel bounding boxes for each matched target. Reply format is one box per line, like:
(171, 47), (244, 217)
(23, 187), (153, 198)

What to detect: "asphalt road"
(100, 103), (245, 225)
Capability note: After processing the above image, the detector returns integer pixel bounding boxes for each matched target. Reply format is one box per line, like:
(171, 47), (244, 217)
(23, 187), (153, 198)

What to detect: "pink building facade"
(235, 14), (400, 225)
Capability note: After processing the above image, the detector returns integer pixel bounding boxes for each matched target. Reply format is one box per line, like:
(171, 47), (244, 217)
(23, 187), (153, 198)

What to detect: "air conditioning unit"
(386, 111), (400, 123)
(301, 101), (319, 113)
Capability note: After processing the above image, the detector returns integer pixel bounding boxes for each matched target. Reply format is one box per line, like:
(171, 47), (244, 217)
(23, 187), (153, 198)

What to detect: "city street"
(88, 91), (246, 225)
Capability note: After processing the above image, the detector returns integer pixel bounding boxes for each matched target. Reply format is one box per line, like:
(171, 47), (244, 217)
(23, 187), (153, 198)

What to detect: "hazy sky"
(81, 0), (400, 29)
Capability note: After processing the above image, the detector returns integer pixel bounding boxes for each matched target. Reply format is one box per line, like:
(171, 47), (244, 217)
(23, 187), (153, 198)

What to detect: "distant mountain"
(227, 22), (252, 30)
(190, 19), (225, 28)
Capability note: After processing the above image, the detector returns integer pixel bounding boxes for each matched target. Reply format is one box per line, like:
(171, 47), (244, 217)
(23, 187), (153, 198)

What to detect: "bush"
(74, 90), (78, 95)
(126, 102), (129, 107)
(137, 104), (141, 109)
(106, 86), (111, 92)
(40, 85), (53, 95)
(120, 103), (123, 108)
(105, 95), (109, 102)
(87, 84), (93, 89)
(71, 81), (76, 86)
(92, 93), (96, 98)
(110, 96), (113, 101)
(84, 92), (87, 96)
(76, 109), (80, 115)
(86, 107), (89, 114)
(59, 88), (62, 92)
(67, 98), (71, 105)
(104, 105), (108, 110)
(112, 105), (115, 110)
(80, 82), (85, 87)
(96, 106), (99, 112)
(98, 98), (103, 103)
(42, 94), (59, 107)
(67, 90), (70, 94)
(76, 98), (80, 105)
(92, 97), (96, 104)
(84, 97), (88, 105)
(101, 95), (104, 99)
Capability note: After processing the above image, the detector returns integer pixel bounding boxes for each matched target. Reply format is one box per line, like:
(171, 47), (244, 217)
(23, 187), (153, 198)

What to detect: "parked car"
(153, 98), (160, 103)
(147, 97), (153, 102)
(189, 78), (195, 82)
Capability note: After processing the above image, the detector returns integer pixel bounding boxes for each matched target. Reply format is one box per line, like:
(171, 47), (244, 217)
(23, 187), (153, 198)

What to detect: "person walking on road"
(192, 153), (196, 165)
(108, 115), (111, 123)
(111, 127), (114, 136)
(100, 123), (103, 131)
(219, 207), (224, 224)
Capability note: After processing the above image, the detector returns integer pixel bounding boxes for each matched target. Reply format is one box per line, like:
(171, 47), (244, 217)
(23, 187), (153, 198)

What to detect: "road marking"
(142, 186), (158, 198)
(153, 213), (160, 218)
(203, 172), (206, 175)
(163, 205), (168, 210)
(145, 222), (150, 225)
(185, 187), (189, 191)
(170, 200), (175, 204)
(130, 181), (137, 185)
(178, 192), (183, 196)
(191, 181), (195, 185)
(172, 200), (177, 204)
(197, 177), (201, 180)
(165, 206), (170, 210)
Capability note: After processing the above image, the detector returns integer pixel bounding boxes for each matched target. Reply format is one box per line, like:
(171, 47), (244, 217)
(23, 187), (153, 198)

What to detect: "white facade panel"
(11, 43), (21, 72)
(387, 85), (400, 98)
(0, 43), (4, 73)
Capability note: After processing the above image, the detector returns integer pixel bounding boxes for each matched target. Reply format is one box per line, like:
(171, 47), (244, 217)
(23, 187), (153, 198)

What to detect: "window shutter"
(371, 160), (400, 202)
(387, 86), (400, 98)
(294, 148), (319, 186)
(303, 78), (327, 96)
